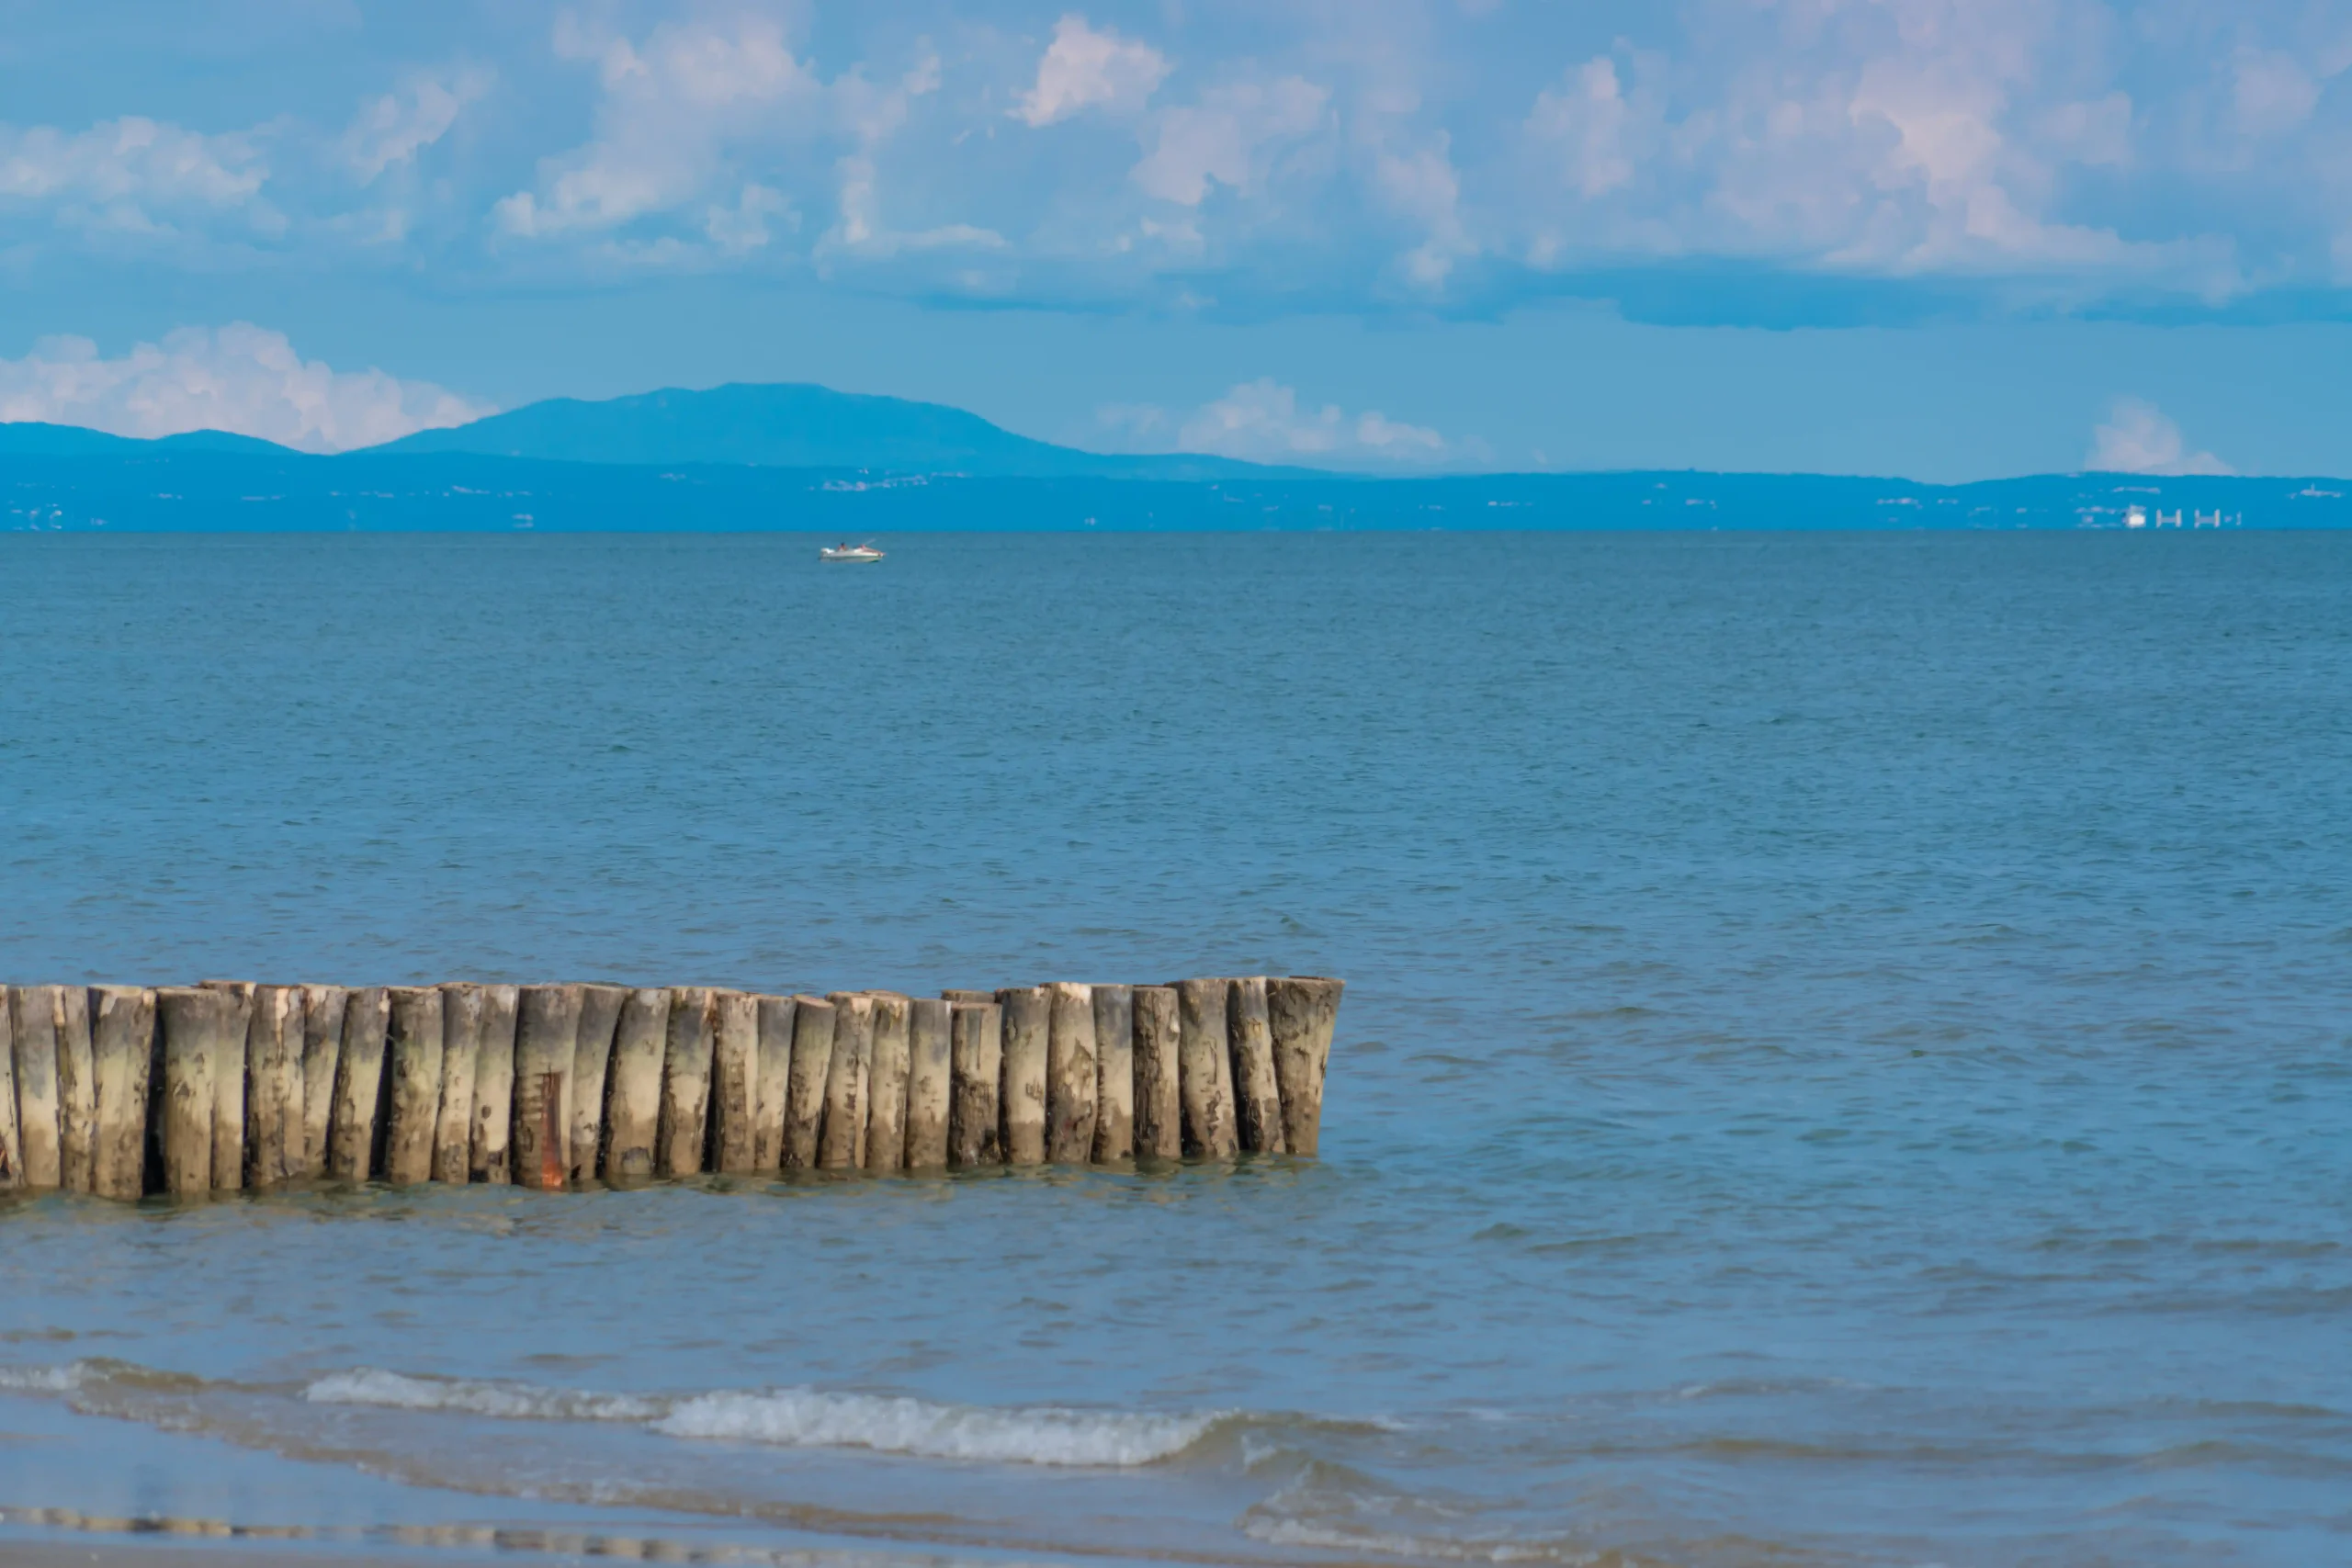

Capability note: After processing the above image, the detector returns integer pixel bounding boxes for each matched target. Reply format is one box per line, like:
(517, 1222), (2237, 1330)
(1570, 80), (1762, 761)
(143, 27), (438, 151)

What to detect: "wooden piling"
(8, 986), (63, 1189)
(903, 998), (952, 1169)
(1175, 977), (1238, 1157)
(998, 986), (1049, 1167)
(88, 987), (155, 1200)
(570, 985), (628, 1186)
(752, 995), (797, 1173)
(947, 1000), (1002, 1166)
(781, 996), (835, 1170)
(433, 985), (481, 1184)
(710, 989), (761, 1175)
(602, 988), (670, 1179)
(198, 981), (255, 1191)
(657, 987), (717, 1178)
(329, 987), (390, 1183)
(244, 987), (306, 1187)
(380, 987), (446, 1186)
(0, 991), (17, 1190)
(155, 988), (234, 1197)
(299, 986), (348, 1176)
(941, 990), (998, 1005)
(1131, 986), (1182, 1160)
(1228, 976), (1286, 1156)
(818, 992), (873, 1170)
(514, 985), (582, 1190)
(1045, 982), (1097, 1164)
(1266, 977), (1344, 1156)
(1091, 985), (1135, 1163)
(865, 993), (911, 1173)
(469, 985), (518, 1183)
(52, 987), (96, 1193)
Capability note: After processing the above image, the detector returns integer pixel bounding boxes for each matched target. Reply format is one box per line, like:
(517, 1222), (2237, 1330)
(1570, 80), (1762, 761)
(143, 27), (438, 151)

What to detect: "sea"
(1, 531), (2347, 1568)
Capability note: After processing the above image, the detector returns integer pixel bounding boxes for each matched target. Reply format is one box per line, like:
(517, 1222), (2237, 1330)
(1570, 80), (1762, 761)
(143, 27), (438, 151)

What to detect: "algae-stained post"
(1090, 984), (1135, 1164)
(751, 994), (797, 1174)
(381, 987), (447, 1186)
(156, 987), (235, 1197)
(946, 999), (1002, 1167)
(817, 992), (874, 1170)
(8, 985), (64, 1189)
(244, 986), (307, 1187)
(602, 988), (670, 1180)
(470, 984), (520, 1183)
(903, 998), (952, 1169)
(434, 984), (483, 1184)
(299, 985), (349, 1175)
(864, 992), (911, 1173)
(1266, 976), (1345, 1157)
(329, 987), (391, 1183)
(781, 996), (835, 1170)
(709, 989), (761, 1175)
(198, 980), (256, 1192)
(1130, 986), (1182, 1160)
(51, 986), (96, 1193)
(0, 990), (17, 1189)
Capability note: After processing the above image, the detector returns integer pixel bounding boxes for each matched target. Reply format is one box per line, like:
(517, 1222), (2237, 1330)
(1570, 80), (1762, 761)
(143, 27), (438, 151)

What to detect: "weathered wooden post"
(781, 995), (835, 1170)
(197, 981), (256, 1191)
(997, 986), (1049, 1167)
(299, 986), (348, 1176)
(514, 985), (582, 1190)
(903, 998), (952, 1168)
(657, 987), (717, 1178)
(865, 992), (911, 1173)
(8, 985), (63, 1189)
(88, 987), (155, 1200)
(602, 988), (669, 1180)
(381, 987), (447, 1186)
(52, 987), (96, 1193)
(1175, 977), (1238, 1157)
(433, 985), (481, 1184)
(1266, 977), (1344, 1156)
(1045, 982), (1097, 1164)
(155, 987), (235, 1197)
(818, 992), (873, 1169)
(469, 985), (519, 1183)
(1091, 984), (1135, 1163)
(941, 990), (998, 1005)
(329, 987), (390, 1183)
(947, 999), (1002, 1166)
(710, 990), (761, 1175)
(570, 985), (628, 1186)
(0, 991), (17, 1190)
(1131, 986), (1182, 1160)
(244, 987), (306, 1187)
(752, 995), (797, 1173)
(1228, 976), (1286, 1155)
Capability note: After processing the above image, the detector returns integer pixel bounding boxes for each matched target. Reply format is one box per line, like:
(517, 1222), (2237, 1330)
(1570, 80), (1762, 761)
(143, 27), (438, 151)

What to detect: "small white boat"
(820, 542), (886, 563)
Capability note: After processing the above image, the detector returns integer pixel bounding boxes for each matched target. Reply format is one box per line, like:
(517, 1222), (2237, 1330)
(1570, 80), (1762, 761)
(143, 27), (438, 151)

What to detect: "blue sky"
(1, 0), (2347, 478)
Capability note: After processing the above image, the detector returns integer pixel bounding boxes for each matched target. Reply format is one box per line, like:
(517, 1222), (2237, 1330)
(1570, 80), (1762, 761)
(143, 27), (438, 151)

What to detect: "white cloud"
(1527, 57), (1641, 199)
(0, 324), (490, 453)
(1174, 378), (1447, 466)
(0, 116), (272, 234)
(343, 64), (493, 183)
(1014, 16), (1170, 128)
(1133, 77), (1329, 206)
(2086, 397), (2232, 476)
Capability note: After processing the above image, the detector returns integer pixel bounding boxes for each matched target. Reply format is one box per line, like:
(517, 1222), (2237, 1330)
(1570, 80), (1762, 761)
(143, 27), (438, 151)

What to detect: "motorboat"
(820, 542), (886, 563)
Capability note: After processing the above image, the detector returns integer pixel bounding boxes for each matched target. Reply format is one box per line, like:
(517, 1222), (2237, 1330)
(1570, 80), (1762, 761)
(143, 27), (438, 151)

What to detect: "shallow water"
(2, 532), (2348, 1567)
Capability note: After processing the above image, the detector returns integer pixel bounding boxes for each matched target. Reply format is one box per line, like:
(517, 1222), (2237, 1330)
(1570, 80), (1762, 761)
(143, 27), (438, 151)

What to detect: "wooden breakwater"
(0, 977), (1343, 1197)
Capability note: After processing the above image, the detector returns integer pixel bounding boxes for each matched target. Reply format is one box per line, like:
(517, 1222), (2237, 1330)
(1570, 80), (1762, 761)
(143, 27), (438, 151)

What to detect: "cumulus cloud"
(2086, 397), (2232, 476)
(343, 64), (493, 183)
(1133, 77), (1329, 206)
(1174, 378), (1448, 466)
(0, 116), (273, 234)
(1014, 16), (1170, 128)
(0, 324), (490, 452)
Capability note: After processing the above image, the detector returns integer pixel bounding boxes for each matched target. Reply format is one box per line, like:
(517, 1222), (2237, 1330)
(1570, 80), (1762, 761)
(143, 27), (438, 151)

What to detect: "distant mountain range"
(0, 383), (1287, 479)
(2, 381), (2347, 531)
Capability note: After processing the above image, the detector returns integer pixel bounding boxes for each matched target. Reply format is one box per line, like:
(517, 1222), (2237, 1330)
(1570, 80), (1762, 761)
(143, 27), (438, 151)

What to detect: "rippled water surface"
(3, 532), (2349, 1568)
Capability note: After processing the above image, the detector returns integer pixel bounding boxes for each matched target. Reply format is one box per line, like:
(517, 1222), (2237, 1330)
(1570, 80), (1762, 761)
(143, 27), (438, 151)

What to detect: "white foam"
(0, 1362), (87, 1393)
(303, 1369), (660, 1424)
(303, 1368), (1222, 1469)
(652, 1388), (1221, 1468)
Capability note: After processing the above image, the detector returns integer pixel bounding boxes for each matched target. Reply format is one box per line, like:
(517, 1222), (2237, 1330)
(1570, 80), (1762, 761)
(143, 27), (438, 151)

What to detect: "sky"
(0, 0), (2348, 479)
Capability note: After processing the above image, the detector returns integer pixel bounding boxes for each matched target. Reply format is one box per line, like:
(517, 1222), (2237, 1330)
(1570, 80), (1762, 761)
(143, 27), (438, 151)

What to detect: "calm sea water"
(2, 532), (2348, 1568)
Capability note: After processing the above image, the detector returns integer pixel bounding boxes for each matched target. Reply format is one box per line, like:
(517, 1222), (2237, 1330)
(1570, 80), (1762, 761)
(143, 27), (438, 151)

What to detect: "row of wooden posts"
(0, 976), (1344, 1197)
